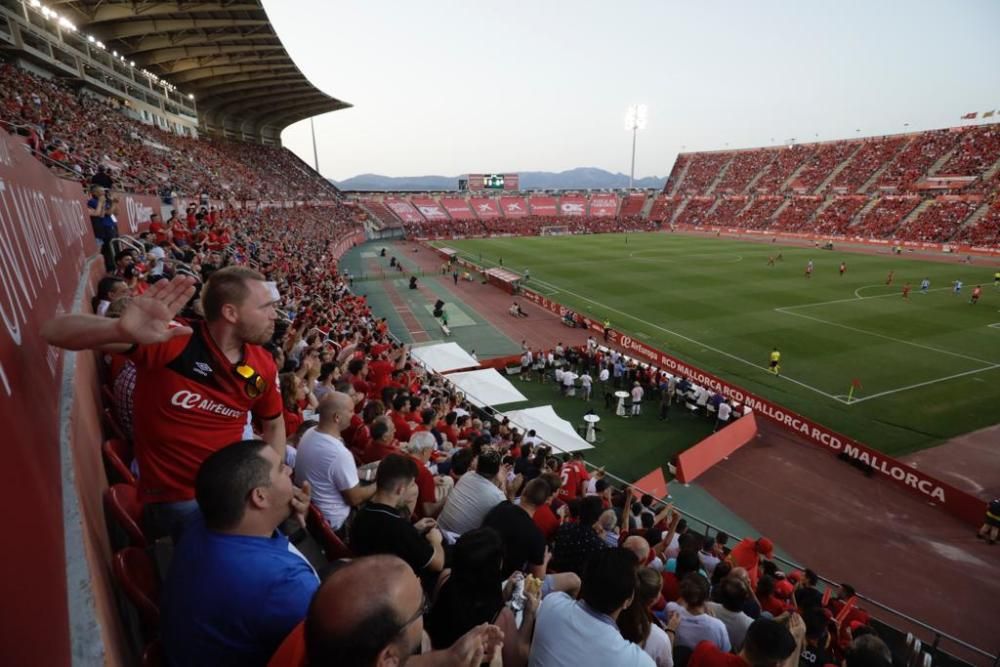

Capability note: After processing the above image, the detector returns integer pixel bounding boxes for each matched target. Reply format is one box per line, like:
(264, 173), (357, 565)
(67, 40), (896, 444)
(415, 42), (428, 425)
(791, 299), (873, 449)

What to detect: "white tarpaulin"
(410, 342), (480, 373)
(444, 368), (527, 408)
(499, 405), (593, 453)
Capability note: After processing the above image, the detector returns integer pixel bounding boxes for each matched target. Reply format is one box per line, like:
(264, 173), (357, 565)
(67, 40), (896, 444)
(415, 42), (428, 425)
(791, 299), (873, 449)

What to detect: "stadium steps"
(809, 195), (838, 224)
(668, 157), (695, 195)
(813, 143), (865, 194)
(848, 196), (883, 227)
(897, 198), (936, 229)
(769, 198), (792, 223)
(744, 152), (780, 193)
(780, 154), (812, 192)
(640, 194), (656, 219)
(950, 201), (994, 240)
(981, 154), (1000, 182)
(670, 198), (691, 224)
(858, 135), (916, 193)
(705, 155), (735, 195)
(927, 145), (959, 176)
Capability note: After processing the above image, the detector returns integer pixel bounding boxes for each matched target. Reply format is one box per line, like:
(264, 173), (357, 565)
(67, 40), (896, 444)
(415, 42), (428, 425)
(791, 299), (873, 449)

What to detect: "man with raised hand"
(42, 269), (286, 539)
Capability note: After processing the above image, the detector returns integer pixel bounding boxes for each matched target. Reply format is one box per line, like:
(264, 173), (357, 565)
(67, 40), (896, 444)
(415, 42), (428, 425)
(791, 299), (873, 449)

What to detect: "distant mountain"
(333, 167), (665, 191)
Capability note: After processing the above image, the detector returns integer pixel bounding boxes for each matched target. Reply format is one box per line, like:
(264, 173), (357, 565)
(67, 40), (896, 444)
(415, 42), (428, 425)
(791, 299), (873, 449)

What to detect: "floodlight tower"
(625, 104), (647, 190)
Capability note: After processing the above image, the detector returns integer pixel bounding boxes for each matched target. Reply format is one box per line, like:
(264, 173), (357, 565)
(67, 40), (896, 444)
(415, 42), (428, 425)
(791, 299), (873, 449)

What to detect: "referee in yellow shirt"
(768, 348), (781, 375)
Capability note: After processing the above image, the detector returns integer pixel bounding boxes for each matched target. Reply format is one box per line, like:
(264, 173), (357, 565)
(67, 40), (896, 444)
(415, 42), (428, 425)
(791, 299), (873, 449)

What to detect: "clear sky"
(264, 0), (1000, 182)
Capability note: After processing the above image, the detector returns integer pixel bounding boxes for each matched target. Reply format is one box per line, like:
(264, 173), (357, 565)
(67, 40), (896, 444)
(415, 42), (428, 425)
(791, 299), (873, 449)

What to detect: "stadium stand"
(714, 149), (775, 194)
(7, 5), (1000, 663)
(771, 196), (824, 231)
(619, 192), (649, 217)
(902, 198), (981, 242)
(853, 195), (921, 238)
(812, 196), (869, 236)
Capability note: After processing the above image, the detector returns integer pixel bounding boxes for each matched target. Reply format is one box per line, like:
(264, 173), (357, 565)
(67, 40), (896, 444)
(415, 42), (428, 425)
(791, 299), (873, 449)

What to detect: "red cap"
(787, 569), (804, 583)
(756, 537), (775, 558)
(775, 580), (794, 598)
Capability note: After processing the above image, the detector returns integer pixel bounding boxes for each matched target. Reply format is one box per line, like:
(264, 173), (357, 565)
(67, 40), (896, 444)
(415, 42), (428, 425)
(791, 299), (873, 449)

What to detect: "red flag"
(961, 112), (977, 120)
(851, 378), (863, 389)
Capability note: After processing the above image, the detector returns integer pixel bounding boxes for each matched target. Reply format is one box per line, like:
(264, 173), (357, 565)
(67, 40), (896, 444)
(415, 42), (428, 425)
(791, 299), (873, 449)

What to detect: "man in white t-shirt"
(579, 371), (593, 401)
(630, 382), (644, 416)
(436, 450), (507, 537)
(562, 368), (578, 397)
(715, 401), (733, 431)
(293, 392), (375, 531)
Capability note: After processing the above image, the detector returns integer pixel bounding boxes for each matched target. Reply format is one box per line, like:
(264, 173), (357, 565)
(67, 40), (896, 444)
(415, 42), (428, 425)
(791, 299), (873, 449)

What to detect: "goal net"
(540, 225), (571, 236)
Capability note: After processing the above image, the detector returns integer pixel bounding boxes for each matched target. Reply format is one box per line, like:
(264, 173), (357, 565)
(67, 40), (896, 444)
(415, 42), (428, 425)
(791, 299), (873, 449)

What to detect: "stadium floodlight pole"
(625, 104), (647, 190)
(310, 117), (320, 173)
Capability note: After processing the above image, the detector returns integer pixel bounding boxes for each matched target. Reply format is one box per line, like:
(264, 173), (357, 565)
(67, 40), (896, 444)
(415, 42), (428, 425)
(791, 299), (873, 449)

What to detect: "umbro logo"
(193, 361), (214, 377)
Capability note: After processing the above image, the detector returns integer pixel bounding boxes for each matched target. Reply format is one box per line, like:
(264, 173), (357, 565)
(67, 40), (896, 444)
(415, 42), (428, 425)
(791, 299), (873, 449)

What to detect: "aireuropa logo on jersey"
(170, 390), (242, 418)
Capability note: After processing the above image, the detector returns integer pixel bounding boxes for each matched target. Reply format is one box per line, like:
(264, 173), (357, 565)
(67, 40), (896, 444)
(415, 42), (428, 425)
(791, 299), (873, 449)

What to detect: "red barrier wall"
(0, 129), (156, 665)
(509, 284), (986, 527)
(676, 412), (759, 483)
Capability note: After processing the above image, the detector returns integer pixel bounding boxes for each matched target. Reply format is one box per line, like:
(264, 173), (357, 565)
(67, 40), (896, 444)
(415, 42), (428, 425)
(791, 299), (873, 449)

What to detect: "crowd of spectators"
(0, 60), (339, 201)
(752, 145), (813, 193)
(829, 137), (906, 193)
(875, 130), (958, 191)
(715, 151), (775, 194)
(936, 125), (1000, 177)
(735, 197), (785, 230)
(674, 198), (717, 227)
(791, 143), (858, 194)
(40, 179), (906, 665)
(676, 153), (732, 195)
(771, 198), (824, 232)
(903, 199), (981, 242)
(852, 197), (920, 239)
(954, 199), (1000, 245)
(708, 197), (750, 224)
(811, 198), (868, 236)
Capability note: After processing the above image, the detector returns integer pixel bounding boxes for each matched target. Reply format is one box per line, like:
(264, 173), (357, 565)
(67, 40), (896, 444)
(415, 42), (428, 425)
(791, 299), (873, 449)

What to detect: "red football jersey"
(557, 462), (581, 502)
(127, 320), (282, 503)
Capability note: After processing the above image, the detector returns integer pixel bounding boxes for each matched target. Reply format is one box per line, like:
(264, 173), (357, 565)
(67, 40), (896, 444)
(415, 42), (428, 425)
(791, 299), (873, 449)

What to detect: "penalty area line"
(845, 364), (1000, 404)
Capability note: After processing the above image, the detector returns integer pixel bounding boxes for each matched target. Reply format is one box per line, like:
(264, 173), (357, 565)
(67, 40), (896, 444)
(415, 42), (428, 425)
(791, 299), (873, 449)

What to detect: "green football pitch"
(435, 233), (1000, 456)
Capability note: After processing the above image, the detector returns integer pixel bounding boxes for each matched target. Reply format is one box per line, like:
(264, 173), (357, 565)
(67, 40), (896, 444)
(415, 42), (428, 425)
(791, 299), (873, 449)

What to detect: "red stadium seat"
(104, 484), (147, 548)
(306, 503), (354, 562)
(102, 407), (130, 444)
(102, 439), (137, 486)
(112, 547), (161, 632)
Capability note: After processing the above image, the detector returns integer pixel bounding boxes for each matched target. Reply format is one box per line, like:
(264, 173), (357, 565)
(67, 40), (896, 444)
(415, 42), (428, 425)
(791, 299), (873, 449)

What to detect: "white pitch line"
(774, 306), (997, 366)
(781, 286), (952, 309)
(457, 248), (994, 405)
(846, 364), (1000, 403)
(517, 276), (847, 403)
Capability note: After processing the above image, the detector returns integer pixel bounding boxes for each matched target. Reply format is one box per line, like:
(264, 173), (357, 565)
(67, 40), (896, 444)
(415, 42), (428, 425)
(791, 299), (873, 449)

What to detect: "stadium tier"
(5, 3), (1000, 666)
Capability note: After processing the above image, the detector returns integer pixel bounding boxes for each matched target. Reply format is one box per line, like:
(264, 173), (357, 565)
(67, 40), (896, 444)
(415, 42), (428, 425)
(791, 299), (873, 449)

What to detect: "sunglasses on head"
(235, 363), (267, 398)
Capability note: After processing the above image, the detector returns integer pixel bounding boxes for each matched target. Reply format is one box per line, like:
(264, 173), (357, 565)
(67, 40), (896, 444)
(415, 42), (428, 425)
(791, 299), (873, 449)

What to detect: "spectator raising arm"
(40, 275), (197, 351)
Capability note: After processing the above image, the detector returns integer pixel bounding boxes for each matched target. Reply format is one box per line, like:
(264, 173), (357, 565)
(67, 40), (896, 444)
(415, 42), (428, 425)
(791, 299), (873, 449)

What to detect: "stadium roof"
(51, 0), (350, 140)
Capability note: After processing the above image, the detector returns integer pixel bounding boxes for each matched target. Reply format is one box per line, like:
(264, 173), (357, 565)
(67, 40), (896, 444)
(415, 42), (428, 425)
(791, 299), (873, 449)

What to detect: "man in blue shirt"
(162, 439), (317, 667)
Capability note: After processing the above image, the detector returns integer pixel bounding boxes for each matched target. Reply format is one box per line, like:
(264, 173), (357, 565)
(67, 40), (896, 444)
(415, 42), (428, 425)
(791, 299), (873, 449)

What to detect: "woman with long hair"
(425, 528), (538, 667)
(618, 567), (675, 667)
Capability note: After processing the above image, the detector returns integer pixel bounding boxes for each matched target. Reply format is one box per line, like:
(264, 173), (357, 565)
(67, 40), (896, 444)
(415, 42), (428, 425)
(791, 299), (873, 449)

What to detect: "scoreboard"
(465, 173), (519, 191)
